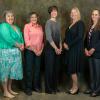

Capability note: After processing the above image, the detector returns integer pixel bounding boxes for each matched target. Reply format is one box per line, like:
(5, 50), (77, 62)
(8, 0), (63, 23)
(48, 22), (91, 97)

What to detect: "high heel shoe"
(69, 88), (79, 95)
(65, 89), (72, 94)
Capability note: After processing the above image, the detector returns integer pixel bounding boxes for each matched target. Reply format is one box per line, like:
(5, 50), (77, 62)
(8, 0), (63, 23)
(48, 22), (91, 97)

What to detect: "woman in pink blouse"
(24, 12), (44, 95)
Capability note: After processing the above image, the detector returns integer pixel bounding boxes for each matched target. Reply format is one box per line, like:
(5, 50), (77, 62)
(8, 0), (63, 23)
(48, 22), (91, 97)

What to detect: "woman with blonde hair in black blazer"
(64, 7), (85, 95)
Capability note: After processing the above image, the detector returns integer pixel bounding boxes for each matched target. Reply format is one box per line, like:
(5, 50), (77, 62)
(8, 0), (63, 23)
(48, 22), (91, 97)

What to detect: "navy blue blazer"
(85, 29), (100, 58)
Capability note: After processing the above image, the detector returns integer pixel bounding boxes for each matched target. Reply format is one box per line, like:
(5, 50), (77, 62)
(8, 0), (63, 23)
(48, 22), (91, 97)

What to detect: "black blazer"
(85, 29), (100, 58)
(64, 20), (85, 48)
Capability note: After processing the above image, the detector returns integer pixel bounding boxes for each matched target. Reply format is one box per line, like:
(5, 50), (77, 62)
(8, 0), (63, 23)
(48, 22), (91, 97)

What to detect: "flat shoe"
(4, 95), (15, 99)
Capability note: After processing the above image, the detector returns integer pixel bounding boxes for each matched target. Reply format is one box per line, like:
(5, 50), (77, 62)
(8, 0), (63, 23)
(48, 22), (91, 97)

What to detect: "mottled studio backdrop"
(0, 0), (100, 38)
(0, 0), (100, 88)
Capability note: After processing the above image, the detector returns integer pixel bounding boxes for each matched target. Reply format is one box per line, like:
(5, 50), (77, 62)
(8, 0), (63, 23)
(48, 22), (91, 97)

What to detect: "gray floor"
(0, 90), (100, 100)
(0, 76), (100, 100)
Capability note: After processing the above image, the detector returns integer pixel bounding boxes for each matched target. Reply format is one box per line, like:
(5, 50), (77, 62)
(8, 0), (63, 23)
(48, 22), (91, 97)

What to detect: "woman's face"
(70, 9), (78, 21)
(30, 14), (38, 24)
(50, 9), (58, 18)
(91, 10), (100, 23)
(6, 12), (14, 25)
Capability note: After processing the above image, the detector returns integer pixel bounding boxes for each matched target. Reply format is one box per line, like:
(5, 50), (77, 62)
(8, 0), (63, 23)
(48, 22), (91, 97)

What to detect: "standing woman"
(63, 7), (85, 94)
(85, 9), (100, 97)
(0, 10), (24, 98)
(45, 6), (62, 94)
(24, 12), (44, 95)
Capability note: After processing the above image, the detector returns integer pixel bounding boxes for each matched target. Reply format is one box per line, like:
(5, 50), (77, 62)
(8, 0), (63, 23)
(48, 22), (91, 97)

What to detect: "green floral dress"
(0, 22), (24, 81)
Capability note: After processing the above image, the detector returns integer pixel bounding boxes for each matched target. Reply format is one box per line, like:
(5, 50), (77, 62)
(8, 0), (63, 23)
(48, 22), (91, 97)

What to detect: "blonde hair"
(71, 7), (81, 22)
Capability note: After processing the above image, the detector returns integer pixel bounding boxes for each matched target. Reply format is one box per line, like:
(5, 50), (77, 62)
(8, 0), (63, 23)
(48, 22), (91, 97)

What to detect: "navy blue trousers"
(24, 49), (41, 91)
(89, 58), (100, 94)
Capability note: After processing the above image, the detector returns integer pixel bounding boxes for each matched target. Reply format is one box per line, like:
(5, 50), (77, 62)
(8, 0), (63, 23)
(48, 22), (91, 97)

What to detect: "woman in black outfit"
(63, 7), (85, 94)
(85, 9), (100, 97)
(45, 6), (62, 94)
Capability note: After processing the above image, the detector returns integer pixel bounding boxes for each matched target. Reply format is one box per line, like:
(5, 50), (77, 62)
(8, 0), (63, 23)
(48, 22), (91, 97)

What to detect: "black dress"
(64, 20), (85, 74)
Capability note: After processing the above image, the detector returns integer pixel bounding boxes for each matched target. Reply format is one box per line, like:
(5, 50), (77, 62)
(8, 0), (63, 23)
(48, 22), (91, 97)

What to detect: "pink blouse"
(24, 23), (44, 52)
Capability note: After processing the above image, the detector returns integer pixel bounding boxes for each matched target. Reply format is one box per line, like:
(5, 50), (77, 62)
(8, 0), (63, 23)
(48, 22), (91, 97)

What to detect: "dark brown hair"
(28, 11), (39, 23)
(48, 5), (58, 14)
(88, 9), (100, 31)
(29, 11), (39, 19)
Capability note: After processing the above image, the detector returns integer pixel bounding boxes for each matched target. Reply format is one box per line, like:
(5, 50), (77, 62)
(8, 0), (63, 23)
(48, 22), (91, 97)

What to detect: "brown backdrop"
(0, 0), (100, 38)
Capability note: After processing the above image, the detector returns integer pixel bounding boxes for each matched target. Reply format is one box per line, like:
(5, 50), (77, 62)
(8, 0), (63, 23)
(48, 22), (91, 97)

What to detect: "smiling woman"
(23, 12), (44, 95)
(63, 7), (85, 95)
(0, 10), (24, 99)
(0, 0), (100, 99)
(84, 9), (100, 97)
(45, 6), (62, 94)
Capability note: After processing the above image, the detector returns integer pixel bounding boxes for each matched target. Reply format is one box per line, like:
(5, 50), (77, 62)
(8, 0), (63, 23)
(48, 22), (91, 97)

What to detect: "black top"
(85, 28), (100, 59)
(64, 20), (85, 74)
(64, 20), (85, 49)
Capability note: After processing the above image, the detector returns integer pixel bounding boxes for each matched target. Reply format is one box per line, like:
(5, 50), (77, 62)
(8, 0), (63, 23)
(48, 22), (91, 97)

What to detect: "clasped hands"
(54, 47), (62, 55)
(85, 48), (95, 57)
(63, 42), (95, 56)
(27, 45), (44, 56)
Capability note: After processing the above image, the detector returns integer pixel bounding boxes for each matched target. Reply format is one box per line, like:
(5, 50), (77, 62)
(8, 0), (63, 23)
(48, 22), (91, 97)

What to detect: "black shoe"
(33, 88), (41, 93)
(52, 89), (60, 94)
(65, 90), (71, 94)
(90, 93), (99, 97)
(24, 90), (32, 96)
(56, 89), (60, 92)
(45, 91), (53, 94)
(52, 90), (56, 94)
(84, 90), (91, 94)
(45, 89), (54, 94)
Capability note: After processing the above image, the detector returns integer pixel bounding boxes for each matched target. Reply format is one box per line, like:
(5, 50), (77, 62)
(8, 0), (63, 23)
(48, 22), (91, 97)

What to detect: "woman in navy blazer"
(85, 9), (100, 97)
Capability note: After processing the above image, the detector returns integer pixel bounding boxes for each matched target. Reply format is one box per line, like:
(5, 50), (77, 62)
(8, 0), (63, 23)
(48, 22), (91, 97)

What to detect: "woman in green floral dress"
(0, 10), (24, 98)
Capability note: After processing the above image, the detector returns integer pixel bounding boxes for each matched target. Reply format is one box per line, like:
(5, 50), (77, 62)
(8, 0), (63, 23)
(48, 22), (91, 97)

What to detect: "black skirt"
(64, 44), (84, 74)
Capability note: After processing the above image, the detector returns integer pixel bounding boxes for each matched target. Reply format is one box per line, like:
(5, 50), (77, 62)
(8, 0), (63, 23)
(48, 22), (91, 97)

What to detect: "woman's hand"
(20, 44), (24, 51)
(35, 44), (44, 56)
(36, 50), (42, 56)
(55, 48), (61, 55)
(88, 48), (95, 56)
(85, 48), (95, 57)
(63, 43), (69, 50)
(50, 41), (61, 55)
(85, 48), (90, 56)
(15, 43), (24, 51)
(60, 43), (62, 53)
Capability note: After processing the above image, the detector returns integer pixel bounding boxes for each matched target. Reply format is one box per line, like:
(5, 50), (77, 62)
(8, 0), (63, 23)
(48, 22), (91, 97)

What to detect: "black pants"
(24, 49), (41, 91)
(45, 46), (60, 92)
(89, 58), (100, 94)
